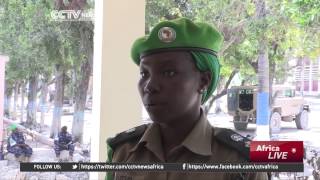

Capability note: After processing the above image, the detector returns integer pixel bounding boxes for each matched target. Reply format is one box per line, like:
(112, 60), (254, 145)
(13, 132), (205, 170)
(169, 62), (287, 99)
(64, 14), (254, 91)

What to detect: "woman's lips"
(144, 103), (166, 109)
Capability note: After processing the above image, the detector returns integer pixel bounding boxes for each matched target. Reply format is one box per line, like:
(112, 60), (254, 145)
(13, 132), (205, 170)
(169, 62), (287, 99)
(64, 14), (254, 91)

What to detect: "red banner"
(250, 141), (303, 162)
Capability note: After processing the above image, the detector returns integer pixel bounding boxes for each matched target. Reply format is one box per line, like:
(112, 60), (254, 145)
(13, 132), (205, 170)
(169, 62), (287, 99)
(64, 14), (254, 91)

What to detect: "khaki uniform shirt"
(110, 114), (268, 180)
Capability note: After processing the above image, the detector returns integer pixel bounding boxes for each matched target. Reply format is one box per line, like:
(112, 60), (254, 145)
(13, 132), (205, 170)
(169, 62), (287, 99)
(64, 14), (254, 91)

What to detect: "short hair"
(61, 126), (68, 131)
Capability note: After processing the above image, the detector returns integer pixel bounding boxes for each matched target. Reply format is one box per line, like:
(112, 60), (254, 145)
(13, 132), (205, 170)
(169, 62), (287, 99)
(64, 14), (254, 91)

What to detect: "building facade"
(295, 57), (320, 96)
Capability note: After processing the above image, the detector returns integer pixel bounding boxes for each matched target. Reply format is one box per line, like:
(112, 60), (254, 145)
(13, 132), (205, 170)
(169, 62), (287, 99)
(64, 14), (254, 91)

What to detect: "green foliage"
(276, 0), (319, 59)
(0, 0), (94, 91)
(0, 0), (52, 86)
(145, 0), (177, 33)
(284, 0), (320, 27)
(146, 0), (320, 86)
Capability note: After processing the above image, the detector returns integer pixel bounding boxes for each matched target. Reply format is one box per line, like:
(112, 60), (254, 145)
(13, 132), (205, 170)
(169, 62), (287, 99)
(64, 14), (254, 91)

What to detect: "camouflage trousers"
(54, 142), (75, 156)
(8, 145), (33, 157)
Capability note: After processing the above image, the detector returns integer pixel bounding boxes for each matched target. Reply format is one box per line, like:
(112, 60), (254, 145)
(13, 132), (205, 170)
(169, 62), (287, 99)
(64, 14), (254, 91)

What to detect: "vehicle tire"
(295, 110), (308, 129)
(270, 111), (281, 133)
(233, 116), (248, 130)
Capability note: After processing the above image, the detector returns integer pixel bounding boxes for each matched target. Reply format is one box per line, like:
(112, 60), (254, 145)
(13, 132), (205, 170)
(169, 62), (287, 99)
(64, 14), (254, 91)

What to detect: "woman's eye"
(140, 71), (146, 78)
(163, 70), (176, 77)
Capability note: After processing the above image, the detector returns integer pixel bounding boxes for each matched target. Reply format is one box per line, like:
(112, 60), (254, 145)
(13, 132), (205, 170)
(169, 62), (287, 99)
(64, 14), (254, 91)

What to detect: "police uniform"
(7, 131), (33, 158)
(54, 131), (75, 156)
(107, 111), (268, 180)
(106, 18), (269, 180)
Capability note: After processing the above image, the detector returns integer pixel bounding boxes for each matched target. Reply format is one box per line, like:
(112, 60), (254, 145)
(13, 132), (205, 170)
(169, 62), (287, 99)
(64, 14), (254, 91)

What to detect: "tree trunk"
(214, 77), (226, 114)
(70, 69), (76, 106)
(13, 83), (19, 120)
(20, 83), (25, 123)
(50, 65), (65, 138)
(72, 58), (91, 143)
(26, 75), (38, 128)
(86, 76), (93, 105)
(255, 0), (270, 139)
(257, 39), (269, 96)
(7, 93), (12, 116)
(269, 42), (278, 106)
(72, 23), (93, 143)
(4, 86), (13, 117)
(269, 56), (276, 106)
(204, 69), (238, 115)
(40, 80), (49, 132)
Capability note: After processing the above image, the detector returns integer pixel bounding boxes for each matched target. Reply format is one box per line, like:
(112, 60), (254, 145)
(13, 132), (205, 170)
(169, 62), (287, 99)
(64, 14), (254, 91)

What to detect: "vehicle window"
(284, 89), (294, 97)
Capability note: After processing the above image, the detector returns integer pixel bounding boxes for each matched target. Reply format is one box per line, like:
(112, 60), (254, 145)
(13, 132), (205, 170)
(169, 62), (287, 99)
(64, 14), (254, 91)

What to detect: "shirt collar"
(130, 123), (165, 161)
(181, 110), (212, 156)
(130, 109), (212, 157)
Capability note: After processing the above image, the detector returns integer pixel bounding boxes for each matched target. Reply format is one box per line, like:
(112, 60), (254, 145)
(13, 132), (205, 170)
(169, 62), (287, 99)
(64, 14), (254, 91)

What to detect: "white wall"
(91, 0), (145, 179)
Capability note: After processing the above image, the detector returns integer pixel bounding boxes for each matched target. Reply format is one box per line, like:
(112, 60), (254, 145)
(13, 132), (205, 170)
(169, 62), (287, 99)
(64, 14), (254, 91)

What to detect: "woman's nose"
(144, 76), (160, 94)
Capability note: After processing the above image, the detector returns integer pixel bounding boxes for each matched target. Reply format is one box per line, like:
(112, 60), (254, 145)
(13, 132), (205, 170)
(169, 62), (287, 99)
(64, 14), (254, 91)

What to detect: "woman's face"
(138, 51), (203, 125)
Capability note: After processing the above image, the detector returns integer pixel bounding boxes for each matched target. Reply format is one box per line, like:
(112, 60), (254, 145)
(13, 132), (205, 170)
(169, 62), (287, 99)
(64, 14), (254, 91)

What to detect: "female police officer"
(106, 18), (268, 180)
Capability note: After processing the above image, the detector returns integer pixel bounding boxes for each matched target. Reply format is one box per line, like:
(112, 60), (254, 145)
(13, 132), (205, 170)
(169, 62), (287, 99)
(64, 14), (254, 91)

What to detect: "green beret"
(8, 123), (17, 131)
(131, 17), (223, 64)
(131, 18), (223, 103)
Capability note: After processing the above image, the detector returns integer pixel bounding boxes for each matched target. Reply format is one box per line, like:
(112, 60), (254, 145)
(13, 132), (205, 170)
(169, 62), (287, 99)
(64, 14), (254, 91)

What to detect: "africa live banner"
(250, 141), (303, 162)
(21, 141), (304, 172)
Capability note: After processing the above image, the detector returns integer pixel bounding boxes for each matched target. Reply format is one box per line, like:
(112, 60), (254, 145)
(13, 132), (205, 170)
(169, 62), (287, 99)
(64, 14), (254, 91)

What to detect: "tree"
(0, 0), (51, 128)
(146, 0), (258, 114)
(71, 21), (93, 143)
(1, 0), (94, 142)
(145, 0), (320, 115)
(53, 0), (94, 142)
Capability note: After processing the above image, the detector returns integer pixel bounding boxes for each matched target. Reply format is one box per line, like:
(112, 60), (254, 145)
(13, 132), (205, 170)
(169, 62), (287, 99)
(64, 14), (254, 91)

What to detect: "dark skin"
(61, 126), (68, 133)
(58, 126), (72, 147)
(138, 51), (211, 158)
(12, 128), (28, 147)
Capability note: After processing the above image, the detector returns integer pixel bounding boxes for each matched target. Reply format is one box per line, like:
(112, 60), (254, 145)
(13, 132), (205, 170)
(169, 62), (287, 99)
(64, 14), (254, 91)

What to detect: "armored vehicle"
(227, 85), (309, 132)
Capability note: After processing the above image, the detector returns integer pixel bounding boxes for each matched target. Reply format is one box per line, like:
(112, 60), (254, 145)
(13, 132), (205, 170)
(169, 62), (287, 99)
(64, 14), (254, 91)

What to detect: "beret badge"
(158, 27), (176, 43)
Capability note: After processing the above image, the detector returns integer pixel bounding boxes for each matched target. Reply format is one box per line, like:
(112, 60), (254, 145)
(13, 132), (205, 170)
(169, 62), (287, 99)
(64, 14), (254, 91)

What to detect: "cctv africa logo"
(51, 9), (94, 21)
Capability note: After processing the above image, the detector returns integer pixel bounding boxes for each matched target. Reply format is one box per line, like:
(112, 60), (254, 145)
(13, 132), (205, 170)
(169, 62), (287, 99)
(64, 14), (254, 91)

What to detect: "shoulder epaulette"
(214, 127), (251, 161)
(106, 124), (148, 150)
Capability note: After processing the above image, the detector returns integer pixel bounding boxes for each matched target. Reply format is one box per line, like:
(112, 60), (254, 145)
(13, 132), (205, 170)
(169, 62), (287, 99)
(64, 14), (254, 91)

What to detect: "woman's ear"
(199, 71), (211, 92)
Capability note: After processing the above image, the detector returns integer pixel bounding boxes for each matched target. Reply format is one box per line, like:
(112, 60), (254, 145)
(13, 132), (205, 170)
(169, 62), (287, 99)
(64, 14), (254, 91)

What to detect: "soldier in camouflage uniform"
(7, 124), (32, 161)
(54, 126), (74, 160)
